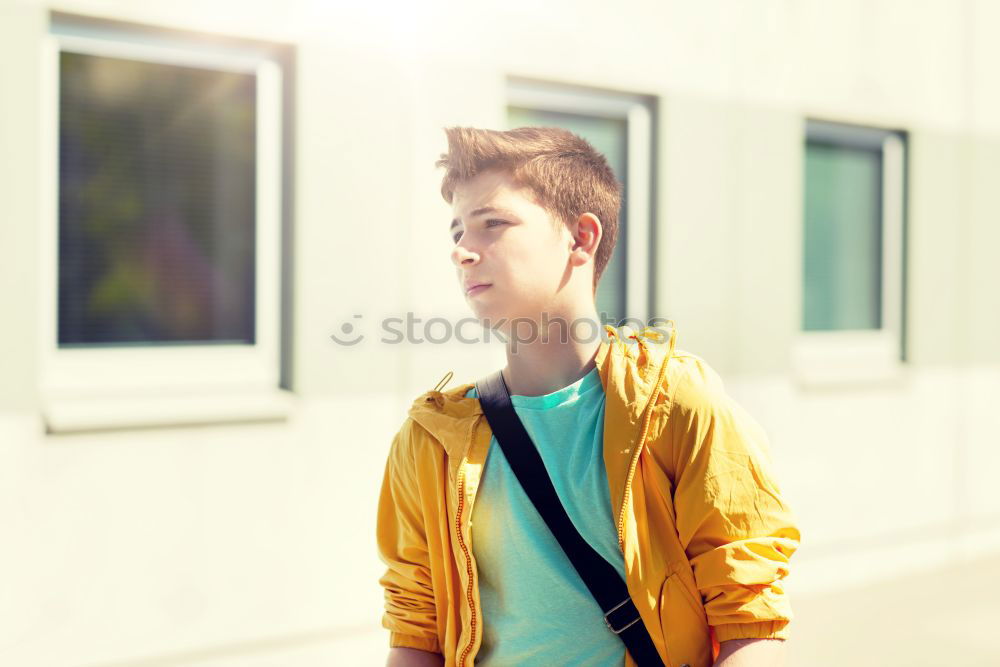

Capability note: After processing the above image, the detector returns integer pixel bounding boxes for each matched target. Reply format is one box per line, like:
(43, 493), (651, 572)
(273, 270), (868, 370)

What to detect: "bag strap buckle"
(603, 597), (641, 635)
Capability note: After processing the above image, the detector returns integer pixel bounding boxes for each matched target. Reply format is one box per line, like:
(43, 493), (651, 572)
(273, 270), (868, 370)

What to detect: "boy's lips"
(465, 283), (491, 295)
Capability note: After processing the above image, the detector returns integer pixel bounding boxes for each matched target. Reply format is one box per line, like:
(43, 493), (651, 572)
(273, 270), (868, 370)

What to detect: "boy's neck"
(501, 310), (605, 398)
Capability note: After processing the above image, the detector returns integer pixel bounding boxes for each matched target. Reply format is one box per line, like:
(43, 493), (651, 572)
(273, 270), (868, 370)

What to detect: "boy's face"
(449, 168), (591, 330)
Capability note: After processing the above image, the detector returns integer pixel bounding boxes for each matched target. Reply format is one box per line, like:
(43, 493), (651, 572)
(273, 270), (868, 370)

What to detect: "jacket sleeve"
(667, 360), (801, 642)
(376, 418), (442, 654)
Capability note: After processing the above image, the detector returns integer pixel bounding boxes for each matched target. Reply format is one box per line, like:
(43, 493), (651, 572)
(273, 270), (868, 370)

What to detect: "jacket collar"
(406, 323), (677, 461)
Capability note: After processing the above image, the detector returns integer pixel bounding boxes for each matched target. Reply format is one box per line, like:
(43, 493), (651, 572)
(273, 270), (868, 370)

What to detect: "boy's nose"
(451, 243), (479, 265)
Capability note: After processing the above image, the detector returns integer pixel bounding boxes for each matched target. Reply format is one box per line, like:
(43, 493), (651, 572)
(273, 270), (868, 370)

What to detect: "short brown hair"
(436, 126), (622, 293)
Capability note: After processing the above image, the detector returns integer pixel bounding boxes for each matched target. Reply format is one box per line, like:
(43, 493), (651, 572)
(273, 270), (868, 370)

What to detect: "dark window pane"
(58, 51), (256, 347)
(507, 106), (629, 325)
(803, 140), (883, 331)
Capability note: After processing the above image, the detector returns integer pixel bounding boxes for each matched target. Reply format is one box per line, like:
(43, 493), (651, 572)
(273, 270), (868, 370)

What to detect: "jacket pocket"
(658, 573), (713, 667)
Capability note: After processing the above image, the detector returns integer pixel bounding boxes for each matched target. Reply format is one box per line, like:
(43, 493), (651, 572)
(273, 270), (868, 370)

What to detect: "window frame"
(505, 78), (655, 325)
(38, 20), (289, 430)
(793, 118), (907, 387)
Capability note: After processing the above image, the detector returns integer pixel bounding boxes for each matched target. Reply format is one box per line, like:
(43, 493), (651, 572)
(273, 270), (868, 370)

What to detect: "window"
(794, 119), (907, 385)
(40, 14), (292, 431)
(505, 78), (656, 328)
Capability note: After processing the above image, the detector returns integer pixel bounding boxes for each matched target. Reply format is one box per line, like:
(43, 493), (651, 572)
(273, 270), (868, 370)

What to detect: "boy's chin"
(466, 299), (496, 320)
(469, 308), (508, 331)
(474, 302), (543, 322)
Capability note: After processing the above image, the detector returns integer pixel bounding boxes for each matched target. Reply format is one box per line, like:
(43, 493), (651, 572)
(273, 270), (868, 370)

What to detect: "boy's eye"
(452, 219), (506, 244)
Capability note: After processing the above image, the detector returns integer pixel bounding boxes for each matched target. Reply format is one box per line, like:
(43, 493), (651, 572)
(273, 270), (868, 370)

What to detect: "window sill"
(42, 388), (296, 434)
(791, 330), (906, 390)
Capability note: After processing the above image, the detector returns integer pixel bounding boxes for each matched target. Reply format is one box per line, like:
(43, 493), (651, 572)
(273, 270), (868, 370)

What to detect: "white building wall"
(1, 0), (998, 664)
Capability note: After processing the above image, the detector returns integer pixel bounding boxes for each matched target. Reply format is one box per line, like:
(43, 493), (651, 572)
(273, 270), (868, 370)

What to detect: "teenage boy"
(376, 126), (800, 667)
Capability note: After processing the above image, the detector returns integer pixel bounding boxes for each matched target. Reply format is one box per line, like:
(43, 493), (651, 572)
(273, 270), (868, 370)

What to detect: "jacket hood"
(406, 323), (678, 460)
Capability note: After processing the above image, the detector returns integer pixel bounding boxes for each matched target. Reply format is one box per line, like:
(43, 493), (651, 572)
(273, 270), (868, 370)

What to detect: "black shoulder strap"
(475, 369), (665, 667)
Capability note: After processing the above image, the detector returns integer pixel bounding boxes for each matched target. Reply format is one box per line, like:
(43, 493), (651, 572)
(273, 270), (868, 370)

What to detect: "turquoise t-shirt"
(466, 367), (627, 666)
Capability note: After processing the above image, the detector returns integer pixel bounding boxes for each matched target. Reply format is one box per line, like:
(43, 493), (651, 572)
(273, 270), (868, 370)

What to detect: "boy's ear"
(569, 212), (602, 264)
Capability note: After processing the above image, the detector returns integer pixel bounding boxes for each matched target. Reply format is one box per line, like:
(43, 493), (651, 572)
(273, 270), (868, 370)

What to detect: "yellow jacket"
(376, 325), (801, 667)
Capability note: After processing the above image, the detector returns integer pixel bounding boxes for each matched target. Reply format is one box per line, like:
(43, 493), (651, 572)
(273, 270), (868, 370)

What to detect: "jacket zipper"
(616, 346), (672, 549)
(456, 419), (480, 667)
